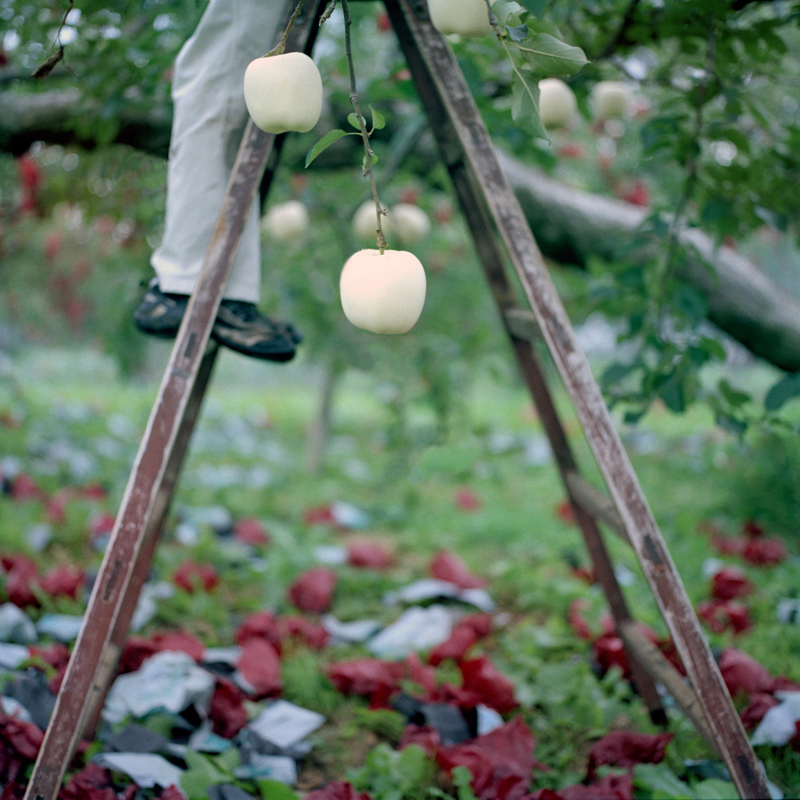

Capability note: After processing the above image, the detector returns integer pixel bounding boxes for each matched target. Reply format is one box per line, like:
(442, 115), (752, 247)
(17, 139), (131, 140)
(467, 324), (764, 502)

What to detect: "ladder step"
(503, 307), (542, 341)
(564, 470), (629, 544)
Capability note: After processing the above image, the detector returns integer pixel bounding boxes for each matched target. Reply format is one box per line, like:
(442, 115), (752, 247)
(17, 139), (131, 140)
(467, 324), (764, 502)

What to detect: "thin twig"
(341, 0), (387, 252)
(266, 0), (306, 58)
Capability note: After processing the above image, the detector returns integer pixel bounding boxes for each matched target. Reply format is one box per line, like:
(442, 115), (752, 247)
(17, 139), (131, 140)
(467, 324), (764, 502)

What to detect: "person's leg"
(136, 0), (301, 360)
(152, 0), (284, 302)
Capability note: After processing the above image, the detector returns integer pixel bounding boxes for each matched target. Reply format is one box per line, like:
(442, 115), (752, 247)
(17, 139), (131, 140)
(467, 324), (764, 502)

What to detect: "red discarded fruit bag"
(152, 630), (206, 663)
(327, 658), (405, 707)
(586, 730), (673, 779)
(38, 564), (85, 600)
(209, 677), (249, 739)
(347, 541), (394, 570)
(437, 717), (546, 800)
(233, 516), (270, 546)
(172, 560), (219, 593)
(718, 647), (774, 698)
(280, 615), (329, 650)
(287, 566), (338, 613)
(711, 566), (753, 600)
(235, 610), (283, 651)
(549, 772), (634, 800)
(455, 487), (482, 511)
(56, 763), (116, 800)
(428, 624), (479, 666)
(399, 724), (441, 756)
(459, 656), (518, 714)
(697, 599), (752, 635)
(740, 692), (781, 730)
(428, 613), (491, 667)
(742, 537), (787, 566)
(430, 551), (486, 589)
(236, 638), (282, 698)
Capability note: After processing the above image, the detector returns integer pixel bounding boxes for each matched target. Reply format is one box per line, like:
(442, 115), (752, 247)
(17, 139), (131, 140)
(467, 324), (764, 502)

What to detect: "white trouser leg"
(151, 0), (286, 302)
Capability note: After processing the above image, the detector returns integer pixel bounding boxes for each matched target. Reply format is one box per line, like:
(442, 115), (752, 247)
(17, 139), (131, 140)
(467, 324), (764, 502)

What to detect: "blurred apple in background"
(538, 78), (577, 130)
(262, 200), (310, 241)
(428, 0), (493, 38)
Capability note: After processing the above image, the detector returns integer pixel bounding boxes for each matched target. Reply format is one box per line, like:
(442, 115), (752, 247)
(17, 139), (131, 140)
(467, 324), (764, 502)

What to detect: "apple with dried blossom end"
(538, 78), (577, 130)
(243, 52), (323, 134)
(428, 0), (493, 38)
(340, 249), (426, 334)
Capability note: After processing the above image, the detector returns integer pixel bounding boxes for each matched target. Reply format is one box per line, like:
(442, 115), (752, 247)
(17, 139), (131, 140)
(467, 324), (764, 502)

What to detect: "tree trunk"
(2, 89), (799, 371)
(498, 151), (800, 372)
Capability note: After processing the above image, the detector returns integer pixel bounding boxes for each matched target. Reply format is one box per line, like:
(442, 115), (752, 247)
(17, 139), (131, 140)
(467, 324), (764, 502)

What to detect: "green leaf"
(765, 372), (800, 411)
(348, 112), (362, 130)
(305, 129), (354, 167)
(691, 778), (738, 799)
(506, 24), (529, 42)
(258, 779), (300, 799)
(492, 1), (526, 26)
(718, 379), (751, 408)
(633, 763), (694, 799)
(369, 105), (386, 130)
(511, 33), (588, 76)
(510, 74), (548, 140)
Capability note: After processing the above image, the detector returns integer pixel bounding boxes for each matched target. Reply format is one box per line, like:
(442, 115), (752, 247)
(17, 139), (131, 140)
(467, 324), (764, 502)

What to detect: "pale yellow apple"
(428, 0), (493, 38)
(538, 78), (577, 130)
(243, 52), (323, 134)
(352, 200), (393, 242)
(340, 249), (426, 334)
(390, 203), (431, 245)
(262, 200), (309, 241)
(590, 81), (631, 120)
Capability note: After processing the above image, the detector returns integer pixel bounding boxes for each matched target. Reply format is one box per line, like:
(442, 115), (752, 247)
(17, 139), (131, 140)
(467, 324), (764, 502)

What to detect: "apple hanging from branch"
(243, 52), (323, 134)
(340, 249), (427, 334)
(428, 0), (493, 38)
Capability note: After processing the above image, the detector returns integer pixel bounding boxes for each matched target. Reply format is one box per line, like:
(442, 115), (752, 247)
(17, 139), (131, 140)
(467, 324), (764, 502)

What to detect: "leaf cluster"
(490, 1), (588, 139)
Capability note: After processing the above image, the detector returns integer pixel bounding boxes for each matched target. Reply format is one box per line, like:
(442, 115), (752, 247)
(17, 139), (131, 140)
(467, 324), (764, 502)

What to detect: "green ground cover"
(1, 345), (798, 799)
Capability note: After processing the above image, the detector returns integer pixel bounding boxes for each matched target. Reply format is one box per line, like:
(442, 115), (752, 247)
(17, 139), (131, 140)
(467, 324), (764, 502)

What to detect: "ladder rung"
(564, 470), (629, 545)
(504, 307), (542, 341)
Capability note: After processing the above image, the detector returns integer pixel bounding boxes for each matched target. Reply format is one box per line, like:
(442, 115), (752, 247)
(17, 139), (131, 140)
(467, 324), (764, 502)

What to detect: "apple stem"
(341, 0), (388, 254)
(266, 0), (306, 58)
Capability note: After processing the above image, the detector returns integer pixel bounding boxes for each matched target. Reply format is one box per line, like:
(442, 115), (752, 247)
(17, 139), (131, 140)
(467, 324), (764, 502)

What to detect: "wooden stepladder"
(24, 1), (771, 798)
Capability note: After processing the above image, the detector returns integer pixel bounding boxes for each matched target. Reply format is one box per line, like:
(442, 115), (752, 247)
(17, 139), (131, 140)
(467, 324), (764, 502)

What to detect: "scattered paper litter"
(92, 752), (184, 790)
(0, 642), (31, 670)
(0, 603), (37, 644)
(382, 579), (495, 613)
(36, 613), (84, 642)
(322, 615), (381, 644)
(776, 599), (800, 625)
(368, 605), (457, 659)
(102, 650), (215, 725)
(751, 692), (800, 747)
(248, 699), (325, 750)
(234, 754), (297, 785)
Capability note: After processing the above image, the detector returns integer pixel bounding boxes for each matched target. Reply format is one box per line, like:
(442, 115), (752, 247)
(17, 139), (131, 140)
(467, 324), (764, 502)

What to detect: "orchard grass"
(1, 345), (799, 797)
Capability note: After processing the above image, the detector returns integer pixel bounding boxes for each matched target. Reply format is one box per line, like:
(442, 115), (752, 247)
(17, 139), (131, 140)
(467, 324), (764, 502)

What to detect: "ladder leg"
(383, 1), (769, 796)
(80, 345), (219, 740)
(23, 6), (327, 797)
